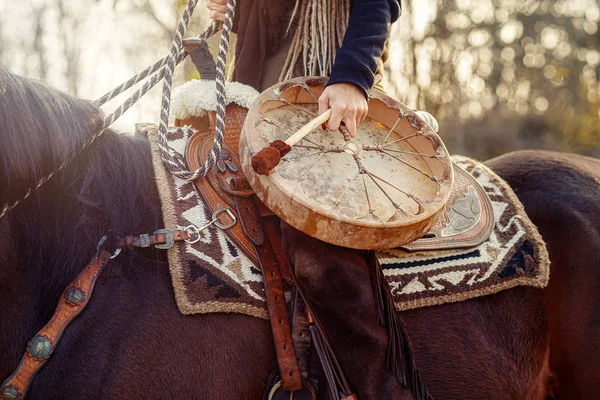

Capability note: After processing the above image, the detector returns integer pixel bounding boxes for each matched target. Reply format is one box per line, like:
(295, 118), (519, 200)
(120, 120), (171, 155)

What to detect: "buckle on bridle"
(184, 208), (237, 244)
(96, 233), (122, 259)
(154, 229), (175, 249)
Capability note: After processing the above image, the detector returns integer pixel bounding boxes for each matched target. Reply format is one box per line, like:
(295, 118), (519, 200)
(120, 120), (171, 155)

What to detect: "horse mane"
(0, 68), (163, 286)
(0, 68), (103, 200)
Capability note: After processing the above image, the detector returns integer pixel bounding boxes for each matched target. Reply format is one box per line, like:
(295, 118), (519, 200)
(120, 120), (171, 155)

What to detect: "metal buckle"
(139, 234), (150, 248)
(184, 208), (237, 245)
(212, 208), (237, 229)
(184, 225), (201, 244)
(154, 229), (175, 249)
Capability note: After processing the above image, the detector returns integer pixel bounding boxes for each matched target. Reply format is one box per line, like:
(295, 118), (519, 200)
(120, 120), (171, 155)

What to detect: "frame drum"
(239, 77), (454, 249)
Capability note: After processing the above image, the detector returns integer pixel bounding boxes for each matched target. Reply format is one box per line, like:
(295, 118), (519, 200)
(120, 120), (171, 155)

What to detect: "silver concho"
(441, 186), (482, 237)
(65, 287), (86, 306)
(0, 385), (21, 400)
(27, 335), (53, 361)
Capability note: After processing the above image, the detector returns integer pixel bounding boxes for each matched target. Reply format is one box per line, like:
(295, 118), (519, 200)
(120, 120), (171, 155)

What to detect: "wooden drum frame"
(240, 77), (454, 249)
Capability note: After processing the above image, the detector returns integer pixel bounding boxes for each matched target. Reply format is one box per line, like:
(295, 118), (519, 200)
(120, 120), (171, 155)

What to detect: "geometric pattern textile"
(143, 124), (549, 318)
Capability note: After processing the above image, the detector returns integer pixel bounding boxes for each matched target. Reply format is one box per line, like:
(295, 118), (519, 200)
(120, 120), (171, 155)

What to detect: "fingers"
(358, 106), (368, 125)
(209, 11), (225, 21)
(317, 83), (368, 137)
(207, 0), (227, 21)
(327, 104), (345, 133)
(344, 114), (357, 138)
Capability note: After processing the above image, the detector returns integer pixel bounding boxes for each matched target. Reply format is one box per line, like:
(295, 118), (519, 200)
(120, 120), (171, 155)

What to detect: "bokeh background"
(1, 0), (598, 159)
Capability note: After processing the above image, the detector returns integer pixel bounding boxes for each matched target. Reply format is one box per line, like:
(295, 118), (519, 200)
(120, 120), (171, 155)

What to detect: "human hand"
(207, 0), (227, 22)
(318, 83), (368, 138)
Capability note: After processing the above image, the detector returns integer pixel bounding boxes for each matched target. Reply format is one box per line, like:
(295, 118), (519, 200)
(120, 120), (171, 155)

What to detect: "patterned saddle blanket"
(140, 124), (549, 317)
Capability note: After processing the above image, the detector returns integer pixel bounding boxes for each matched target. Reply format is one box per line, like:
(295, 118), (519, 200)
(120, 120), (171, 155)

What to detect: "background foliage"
(1, 0), (598, 159)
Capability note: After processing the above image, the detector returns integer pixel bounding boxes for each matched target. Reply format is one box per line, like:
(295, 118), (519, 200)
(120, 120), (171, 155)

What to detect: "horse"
(1, 68), (599, 399)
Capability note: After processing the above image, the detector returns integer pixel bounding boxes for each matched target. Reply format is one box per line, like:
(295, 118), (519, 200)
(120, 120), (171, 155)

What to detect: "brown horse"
(1, 69), (599, 399)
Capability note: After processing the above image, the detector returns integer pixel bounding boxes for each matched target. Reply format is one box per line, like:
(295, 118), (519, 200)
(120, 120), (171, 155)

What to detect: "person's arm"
(328, 0), (401, 96)
(319, 0), (401, 137)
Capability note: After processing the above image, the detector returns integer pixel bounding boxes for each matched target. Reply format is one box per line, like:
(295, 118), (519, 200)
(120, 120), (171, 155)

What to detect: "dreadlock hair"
(279, 0), (351, 81)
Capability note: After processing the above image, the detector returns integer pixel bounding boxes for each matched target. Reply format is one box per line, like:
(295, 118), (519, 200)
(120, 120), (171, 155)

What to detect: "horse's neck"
(0, 133), (160, 374)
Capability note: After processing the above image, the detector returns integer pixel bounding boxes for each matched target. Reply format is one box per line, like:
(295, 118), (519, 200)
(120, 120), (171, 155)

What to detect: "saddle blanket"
(142, 124), (549, 318)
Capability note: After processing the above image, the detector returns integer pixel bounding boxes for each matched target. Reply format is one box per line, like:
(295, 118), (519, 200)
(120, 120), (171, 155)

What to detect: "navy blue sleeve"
(327, 0), (401, 96)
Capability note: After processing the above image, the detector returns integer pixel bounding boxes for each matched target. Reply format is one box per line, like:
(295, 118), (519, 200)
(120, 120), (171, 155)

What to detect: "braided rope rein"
(157, 0), (236, 181)
(0, 0), (235, 219)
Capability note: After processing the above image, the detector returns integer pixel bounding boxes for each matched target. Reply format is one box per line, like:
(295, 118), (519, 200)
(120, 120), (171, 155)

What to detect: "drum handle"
(285, 109), (332, 147)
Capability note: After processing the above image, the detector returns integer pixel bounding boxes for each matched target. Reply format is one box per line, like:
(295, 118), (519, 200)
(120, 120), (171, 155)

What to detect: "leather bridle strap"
(0, 228), (200, 400)
(116, 230), (189, 249)
(0, 249), (112, 400)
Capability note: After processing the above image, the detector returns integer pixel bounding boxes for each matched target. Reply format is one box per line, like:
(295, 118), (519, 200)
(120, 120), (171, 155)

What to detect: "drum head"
(240, 77), (453, 249)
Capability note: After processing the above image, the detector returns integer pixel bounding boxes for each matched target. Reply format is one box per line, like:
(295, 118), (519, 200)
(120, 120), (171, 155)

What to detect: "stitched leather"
(402, 164), (494, 251)
(0, 250), (112, 400)
(185, 130), (259, 265)
(232, 181), (265, 246)
(116, 230), (189, 248)
(236, 198), (303, 392)
(186, 130), (303, 392)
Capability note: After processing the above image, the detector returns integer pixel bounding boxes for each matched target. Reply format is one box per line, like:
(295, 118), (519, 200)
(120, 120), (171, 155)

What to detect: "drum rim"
(240, 77), (454, 232)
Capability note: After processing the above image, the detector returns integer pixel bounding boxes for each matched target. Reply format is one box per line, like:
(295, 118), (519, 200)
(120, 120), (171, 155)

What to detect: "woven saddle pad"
(140, 123), (549, 317)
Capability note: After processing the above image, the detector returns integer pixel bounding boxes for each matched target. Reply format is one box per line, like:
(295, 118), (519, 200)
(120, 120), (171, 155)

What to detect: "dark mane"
(0, 68), (162, 288)
(0, 68), (104, 200)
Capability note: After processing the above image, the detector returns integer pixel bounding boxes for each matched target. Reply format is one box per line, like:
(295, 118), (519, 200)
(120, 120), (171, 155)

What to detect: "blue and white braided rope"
(0, 0), (230, 218)
(157, 0), (236, 181)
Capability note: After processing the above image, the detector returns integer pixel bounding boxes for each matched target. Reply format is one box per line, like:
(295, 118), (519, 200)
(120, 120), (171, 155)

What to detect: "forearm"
(328, 0), (401, 96)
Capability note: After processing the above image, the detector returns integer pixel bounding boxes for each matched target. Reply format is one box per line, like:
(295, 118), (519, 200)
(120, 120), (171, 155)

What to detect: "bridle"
(0, 213), (237, 399)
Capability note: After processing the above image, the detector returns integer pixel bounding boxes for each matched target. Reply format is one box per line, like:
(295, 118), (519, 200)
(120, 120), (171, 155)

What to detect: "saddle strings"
(279, 0), (351, 82)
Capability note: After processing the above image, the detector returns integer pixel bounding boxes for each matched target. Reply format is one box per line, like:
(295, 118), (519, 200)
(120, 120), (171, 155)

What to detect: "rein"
(0, 0), (240, 396)
(0, 0), (236, 219)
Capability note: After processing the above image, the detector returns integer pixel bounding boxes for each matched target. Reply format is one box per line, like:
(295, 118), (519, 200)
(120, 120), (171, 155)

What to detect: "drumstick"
(251, 109), (332, 175)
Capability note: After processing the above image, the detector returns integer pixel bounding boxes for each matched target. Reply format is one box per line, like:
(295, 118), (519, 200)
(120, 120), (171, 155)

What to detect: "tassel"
(310, 325), (340, 400)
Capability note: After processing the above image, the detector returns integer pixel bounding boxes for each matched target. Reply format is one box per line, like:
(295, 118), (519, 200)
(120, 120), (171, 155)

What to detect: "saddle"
(180, 106), (494, 398)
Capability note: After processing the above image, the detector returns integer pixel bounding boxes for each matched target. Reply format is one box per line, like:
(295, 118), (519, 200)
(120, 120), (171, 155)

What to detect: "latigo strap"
(186, 128), (357, 398)
(232, 178), (303, 392)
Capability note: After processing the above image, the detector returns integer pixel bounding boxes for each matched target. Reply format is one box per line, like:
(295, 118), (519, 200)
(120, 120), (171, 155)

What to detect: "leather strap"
(186, 129), (259, 265)
(116, 230), (189, 248)
(1, 250), (112, 400)
(289, 288), (311, 381)
(234, 188), (302, 392)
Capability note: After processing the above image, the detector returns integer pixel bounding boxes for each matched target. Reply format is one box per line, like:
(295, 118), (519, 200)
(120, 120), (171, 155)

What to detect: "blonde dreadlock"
(279, 0), (352, 82)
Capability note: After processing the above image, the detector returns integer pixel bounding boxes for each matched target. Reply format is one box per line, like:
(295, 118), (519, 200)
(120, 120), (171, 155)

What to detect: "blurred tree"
(386, 0), (600, 159)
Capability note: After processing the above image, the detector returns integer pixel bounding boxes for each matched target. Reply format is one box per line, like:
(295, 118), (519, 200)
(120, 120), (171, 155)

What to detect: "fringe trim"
(367, 251), (432, 400)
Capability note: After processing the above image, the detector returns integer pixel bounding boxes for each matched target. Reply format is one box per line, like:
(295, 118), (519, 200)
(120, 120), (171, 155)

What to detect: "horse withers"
(1, 68), (599, 399)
